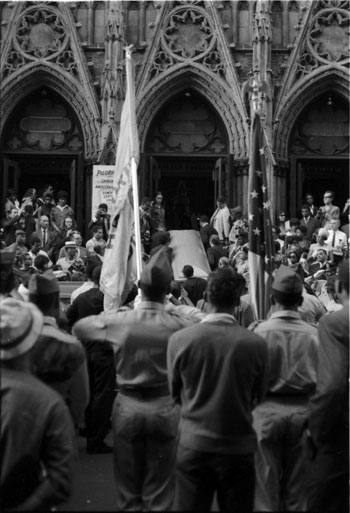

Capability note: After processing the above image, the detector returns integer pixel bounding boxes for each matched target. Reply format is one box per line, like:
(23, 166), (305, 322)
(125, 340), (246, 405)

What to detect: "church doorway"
(1, 87), (85, 226)
(289, 93), (349, 216)
(142, 90), (230, 229)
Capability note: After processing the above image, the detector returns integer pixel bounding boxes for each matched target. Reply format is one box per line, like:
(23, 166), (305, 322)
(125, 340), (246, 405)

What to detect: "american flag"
(248, 114), (275, 320)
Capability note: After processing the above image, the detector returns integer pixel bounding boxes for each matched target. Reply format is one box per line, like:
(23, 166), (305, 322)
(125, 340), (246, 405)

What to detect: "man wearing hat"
(251, 265), (319, 511)
(56, 240), (85, 274)
(6, 229), (29, 257)
(73, 247), (201, 511)
(28, 270), (89, 429)
(0, 299), (75, 510)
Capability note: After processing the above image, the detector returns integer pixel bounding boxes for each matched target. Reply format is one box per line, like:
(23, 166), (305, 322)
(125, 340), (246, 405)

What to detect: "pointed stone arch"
(1, 63), (100, 160)
(274, 67), (349, 164)
(136, 64), (249, 159)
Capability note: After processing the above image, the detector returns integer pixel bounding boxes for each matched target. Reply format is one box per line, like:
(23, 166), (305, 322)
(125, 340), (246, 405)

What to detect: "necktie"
(43, 229), (47, 245)
(331, 231), (336, 247)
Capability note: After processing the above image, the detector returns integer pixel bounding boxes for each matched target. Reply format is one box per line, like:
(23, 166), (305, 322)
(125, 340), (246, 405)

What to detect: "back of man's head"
(92, 265), (102, 286)
(28, 270), (60, 316)
(199, 215), (209, 224)
(139, 248), (172, 301)
(271, 265), (303, 308)
(85, 257), (100, 280)
(210, 235), (221, 247)
(206, 267), (241, 310)
(182, 265), (194, 278)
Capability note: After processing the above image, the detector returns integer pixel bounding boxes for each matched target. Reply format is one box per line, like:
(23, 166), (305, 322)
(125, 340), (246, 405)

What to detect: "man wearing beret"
(251, 265), (319, 511)
(0, 299), (75, 511)
(73, 247), (201, 511)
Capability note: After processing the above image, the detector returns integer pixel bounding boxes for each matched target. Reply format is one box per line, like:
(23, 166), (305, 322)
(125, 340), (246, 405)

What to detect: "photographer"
(88, 203), (110, 241)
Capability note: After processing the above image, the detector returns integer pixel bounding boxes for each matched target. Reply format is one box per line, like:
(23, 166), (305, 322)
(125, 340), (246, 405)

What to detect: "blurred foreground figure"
(168, 267), (268, 512)
(306, 259), (349, 513)
(0, 299), (75, 511)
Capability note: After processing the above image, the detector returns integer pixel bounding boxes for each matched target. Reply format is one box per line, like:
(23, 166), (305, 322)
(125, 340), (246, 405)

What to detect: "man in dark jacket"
(181, 265), (207, 306)
(199, 215), (218, 250)
(206, 235), (228, 270)
(168, 267), (268, 512)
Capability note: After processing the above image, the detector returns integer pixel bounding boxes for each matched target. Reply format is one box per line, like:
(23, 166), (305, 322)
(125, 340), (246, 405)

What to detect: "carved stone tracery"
(150, 5), (225, 79)
(2, 4), (79, 79)
(295, 5), (349, 81)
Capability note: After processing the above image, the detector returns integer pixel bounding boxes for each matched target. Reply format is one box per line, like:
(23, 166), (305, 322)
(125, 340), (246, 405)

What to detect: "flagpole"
(131, 156), (142, 281)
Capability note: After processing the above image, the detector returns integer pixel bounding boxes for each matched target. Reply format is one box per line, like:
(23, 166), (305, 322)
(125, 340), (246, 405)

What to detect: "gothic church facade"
(1, 0), (349, 231)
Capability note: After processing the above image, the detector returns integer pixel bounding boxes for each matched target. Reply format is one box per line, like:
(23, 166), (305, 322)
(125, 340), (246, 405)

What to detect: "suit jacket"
(299, 216), (320, 241)
(206, 245), (228, 270)
(200, 224), (218, 250)
(34, 228), (56, 252)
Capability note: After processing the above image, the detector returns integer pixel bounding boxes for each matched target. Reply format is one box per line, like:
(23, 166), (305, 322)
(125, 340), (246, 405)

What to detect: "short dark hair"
(92, 225), (103, 234)
(98, 203), (108, 211)
(290, 218), (300, 227)
(182, 265), (194, 278)
(199, 215), (209, 223)
(271, 289), (302, 308)
(206, 267), (241, 308)
(57, 190), (68, 200)
(301, 204), (310, 211)
(210, 235), (220, 246)
(92, 265), (102, 285)
(34, 254), (49, 271)
(30, 234), (41, 246)
(85, 258), (100, 280)
(170, 280), (182, 299)
(296, 225), (307, 235)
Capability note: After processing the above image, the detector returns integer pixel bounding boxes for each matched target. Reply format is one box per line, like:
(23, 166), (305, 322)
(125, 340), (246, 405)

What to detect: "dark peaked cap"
(28, 269), (60, 296)
(272, 265), (303, 295)
(140, 247), (172, 290)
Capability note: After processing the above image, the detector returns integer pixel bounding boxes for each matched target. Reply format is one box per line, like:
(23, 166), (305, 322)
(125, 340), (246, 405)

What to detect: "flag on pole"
(100, 46), (140, 311)
(248, 114), (275, 320)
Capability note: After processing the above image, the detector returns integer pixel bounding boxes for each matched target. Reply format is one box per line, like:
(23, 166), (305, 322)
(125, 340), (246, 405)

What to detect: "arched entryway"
(141, 90), (230, 229)
(1, 87), (85, 227)
(289, 92), (349, 215)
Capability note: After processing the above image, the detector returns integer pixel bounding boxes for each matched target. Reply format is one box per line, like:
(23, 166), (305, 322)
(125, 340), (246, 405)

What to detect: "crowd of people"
(0, 184), (349, 512)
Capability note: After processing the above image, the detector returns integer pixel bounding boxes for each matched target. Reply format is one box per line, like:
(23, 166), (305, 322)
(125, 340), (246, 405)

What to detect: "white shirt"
(326, 230), (348, 256)
(210, 206), (231, 240)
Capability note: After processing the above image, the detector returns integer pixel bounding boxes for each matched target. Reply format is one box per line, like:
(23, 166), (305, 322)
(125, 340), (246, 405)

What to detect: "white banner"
(91, 165), (115, 218)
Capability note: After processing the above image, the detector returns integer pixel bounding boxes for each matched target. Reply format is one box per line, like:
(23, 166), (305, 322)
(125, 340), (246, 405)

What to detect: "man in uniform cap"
(73, 247), (202, 511)
(251, 265), (319, 511)
(28, 270), (89, 429)
(0, 299), (75, 510)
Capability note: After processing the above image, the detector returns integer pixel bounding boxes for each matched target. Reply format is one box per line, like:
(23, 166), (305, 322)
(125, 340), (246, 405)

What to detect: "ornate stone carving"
(147, 94), (227, 154)
(294, 5), (349, 82)
(162, 6), (215, 61)
(15, 7), (68, 59)
(290, 98), (349, 156)
(4, 92), (84, 153)
(2, 5), (81, 80)
(308, 8), (349, 63)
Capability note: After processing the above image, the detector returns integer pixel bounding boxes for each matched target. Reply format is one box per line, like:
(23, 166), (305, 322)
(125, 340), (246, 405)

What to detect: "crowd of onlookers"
(1, 185), (349, 314)
(1, 184), (349, 512)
